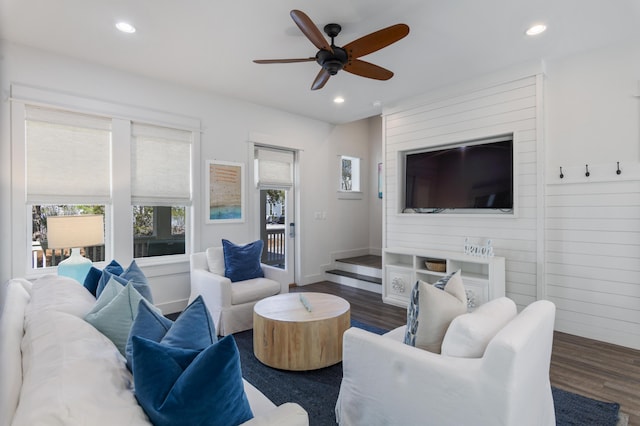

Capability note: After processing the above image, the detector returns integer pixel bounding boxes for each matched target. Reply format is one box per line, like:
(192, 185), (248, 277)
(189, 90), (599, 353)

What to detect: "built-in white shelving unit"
(383, 247), (505, 310)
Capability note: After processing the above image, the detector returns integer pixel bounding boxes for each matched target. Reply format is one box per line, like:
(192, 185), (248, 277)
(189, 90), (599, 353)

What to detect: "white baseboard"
(156, 299), (188, 315)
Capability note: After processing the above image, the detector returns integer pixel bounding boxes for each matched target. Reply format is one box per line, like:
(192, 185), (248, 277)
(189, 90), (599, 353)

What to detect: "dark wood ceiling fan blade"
(253, 58), (316, 64)
(343, 59), (394, 80)
(343, 24), (409, 59)
(290, 10), (333, 53)
(311, 69), (331, 90)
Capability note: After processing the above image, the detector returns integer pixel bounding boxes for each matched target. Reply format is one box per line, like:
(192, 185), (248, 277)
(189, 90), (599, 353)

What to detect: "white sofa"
(335, 298), (556, 426)
(0, 275), (308, 426)
(189, 248), (286, 336)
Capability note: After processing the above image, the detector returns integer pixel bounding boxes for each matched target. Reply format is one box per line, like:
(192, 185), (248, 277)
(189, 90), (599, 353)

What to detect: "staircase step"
(333, 261), (382, 279)
(325, 269), (382, 285)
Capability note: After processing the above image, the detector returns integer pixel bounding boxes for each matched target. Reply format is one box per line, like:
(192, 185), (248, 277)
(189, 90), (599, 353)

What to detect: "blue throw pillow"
(222, 239), (265, 282)
(132, 335), (254, 426)
(95, 260), (153, 303)
(83, 259), (124, 296)
(125, 295), (217, 371)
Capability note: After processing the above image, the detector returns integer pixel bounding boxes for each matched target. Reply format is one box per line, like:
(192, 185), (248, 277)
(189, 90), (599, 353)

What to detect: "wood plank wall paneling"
(384, 76), (540, 310)
(383, 74), (640, 349)
(546, 180), (640, 349)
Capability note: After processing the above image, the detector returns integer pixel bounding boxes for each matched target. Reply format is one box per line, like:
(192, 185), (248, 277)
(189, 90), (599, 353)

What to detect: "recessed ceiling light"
(526, 24), (547, 36)
(116, 22), (136, 34)
(334, 96), (345, 104)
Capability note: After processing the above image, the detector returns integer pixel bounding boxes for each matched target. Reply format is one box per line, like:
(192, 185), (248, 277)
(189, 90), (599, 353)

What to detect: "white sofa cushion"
(14, 308), (150, 425)
(231, 278), (282, 305)
(25, 274), (95, 322)
(0, 279), (32, 426)
(205, 246), (226, 275)
(441, 297), (517, 358)
(404, 271), (467, 353)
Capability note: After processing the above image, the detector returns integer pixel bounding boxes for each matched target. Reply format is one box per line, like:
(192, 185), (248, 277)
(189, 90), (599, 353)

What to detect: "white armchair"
(189, 248), (287, 336)
(335, 299), (556, 426)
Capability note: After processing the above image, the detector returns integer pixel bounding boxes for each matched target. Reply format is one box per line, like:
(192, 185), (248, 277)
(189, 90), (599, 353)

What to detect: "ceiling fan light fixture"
(116, 22), (136, 34)
(525, 24), (547, 36)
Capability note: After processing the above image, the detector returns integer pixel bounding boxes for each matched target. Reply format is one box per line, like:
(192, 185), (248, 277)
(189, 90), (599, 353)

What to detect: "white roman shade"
(131, 123), (192, 205)
(254, 147), (294, 189)
(25, 105), (112, 203)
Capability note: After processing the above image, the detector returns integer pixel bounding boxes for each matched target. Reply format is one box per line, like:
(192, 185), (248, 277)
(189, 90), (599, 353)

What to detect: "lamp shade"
(47, 215), (104, 249)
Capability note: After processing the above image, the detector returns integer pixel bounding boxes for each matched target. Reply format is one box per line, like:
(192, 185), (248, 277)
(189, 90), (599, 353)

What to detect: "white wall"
(0, 42), (374, 312)
(303, 118), (378, 279)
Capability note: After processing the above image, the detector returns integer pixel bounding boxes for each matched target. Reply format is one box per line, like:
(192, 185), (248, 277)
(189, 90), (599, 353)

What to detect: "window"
(131, 123), (191, 259)
(14, 89), (197, 275)
(339, 155), (361, 192)
(132, 206), (186, 257)
(25, 105), (111, 270)
(31, 204), (106, 269)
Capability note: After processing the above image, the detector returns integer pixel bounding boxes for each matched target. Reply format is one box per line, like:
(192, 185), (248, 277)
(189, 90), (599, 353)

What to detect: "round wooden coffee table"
(253, 292), (351, 371)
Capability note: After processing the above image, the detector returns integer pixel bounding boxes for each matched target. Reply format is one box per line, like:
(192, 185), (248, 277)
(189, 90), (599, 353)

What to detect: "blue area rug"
(234, 320), (621, 426)
(552, 387), (620, 426)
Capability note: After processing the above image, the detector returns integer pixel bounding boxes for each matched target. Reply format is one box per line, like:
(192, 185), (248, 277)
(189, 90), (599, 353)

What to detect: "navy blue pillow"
(222, 239), (265, 282)
(83, 259), (124, 296)
(95, 260), (153, 303)
(132, 335), (253, 426)
(125, 295), (217, 371)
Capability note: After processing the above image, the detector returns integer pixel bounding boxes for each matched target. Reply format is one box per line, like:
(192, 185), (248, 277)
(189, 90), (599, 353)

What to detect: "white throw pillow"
(25, 274), (96, 325)
(205, 247), (225, 276)
(441, 297), (517, 358)
(404, 271), (467, 353)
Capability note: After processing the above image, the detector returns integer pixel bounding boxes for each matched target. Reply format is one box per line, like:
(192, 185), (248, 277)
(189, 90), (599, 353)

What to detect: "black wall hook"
(616, 162), (622, 175)
(559, 167), (564, 179)
(585, 164), (590, 177)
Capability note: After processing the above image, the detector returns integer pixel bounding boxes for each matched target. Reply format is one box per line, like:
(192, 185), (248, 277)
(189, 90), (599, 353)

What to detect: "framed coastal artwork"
(206, 160), (244, 223)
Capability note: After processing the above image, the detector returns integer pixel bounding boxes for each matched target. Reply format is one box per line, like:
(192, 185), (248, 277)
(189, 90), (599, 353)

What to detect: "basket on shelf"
(425, 259), (446, 272)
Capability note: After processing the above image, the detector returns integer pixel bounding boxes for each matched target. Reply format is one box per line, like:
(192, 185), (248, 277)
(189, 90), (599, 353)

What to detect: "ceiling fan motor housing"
(316, 47), (348, 75)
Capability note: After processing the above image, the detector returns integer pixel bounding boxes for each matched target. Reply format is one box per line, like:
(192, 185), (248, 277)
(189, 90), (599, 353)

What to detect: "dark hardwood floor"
(292, 281), (640, 424)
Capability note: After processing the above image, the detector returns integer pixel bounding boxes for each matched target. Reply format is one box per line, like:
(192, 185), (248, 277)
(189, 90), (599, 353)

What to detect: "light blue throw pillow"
(132, 335), (253, 426)
(125, 295), (217, 371)
(85, 279), (158, 355)
(221, 239), (265, 282)
(95, 260), (153, 303)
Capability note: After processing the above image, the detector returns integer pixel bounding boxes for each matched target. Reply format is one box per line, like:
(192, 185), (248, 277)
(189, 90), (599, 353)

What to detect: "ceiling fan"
(253, 10), (410, 90)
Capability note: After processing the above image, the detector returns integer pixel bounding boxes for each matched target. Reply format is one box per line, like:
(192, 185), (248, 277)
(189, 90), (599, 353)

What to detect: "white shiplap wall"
(383, 73), (640, 350)
(546, 178), (640, 349)
(383, 75), (542, 309)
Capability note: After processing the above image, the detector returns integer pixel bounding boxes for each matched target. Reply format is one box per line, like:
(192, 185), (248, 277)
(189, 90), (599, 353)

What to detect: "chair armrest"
(261, 264), (289, 294)
(337, 328), (494, 426)
(189, 268), (232, 308)
(241, 403), (308, 426)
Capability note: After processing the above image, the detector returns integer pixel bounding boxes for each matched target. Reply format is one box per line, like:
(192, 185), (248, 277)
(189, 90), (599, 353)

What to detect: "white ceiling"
(1, 0), (639, 124)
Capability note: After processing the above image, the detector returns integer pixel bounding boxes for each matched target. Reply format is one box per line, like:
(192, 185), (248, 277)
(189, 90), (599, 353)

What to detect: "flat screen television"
(404, 138), (513, 213)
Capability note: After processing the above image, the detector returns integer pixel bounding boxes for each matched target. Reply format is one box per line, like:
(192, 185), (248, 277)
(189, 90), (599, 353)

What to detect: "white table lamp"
(46, 215), (104, 283)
